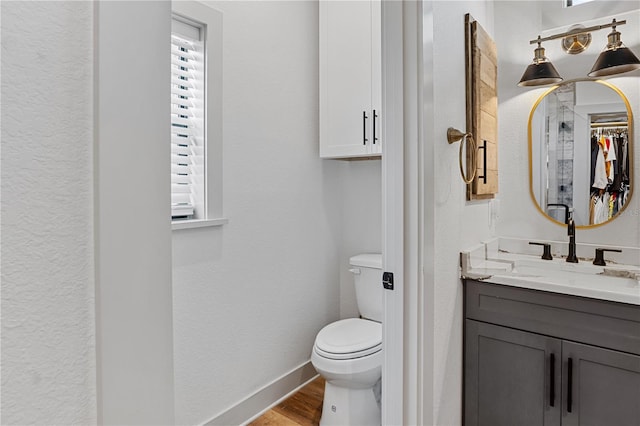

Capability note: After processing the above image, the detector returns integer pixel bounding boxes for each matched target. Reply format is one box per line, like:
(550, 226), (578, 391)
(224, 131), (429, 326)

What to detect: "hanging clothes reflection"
(590, 120), (630, 225)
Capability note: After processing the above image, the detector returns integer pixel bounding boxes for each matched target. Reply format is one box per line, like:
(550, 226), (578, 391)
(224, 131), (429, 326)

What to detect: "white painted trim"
(381, 2), (405, 425)
(172, 217), (228, 230)
(94, 2), (175, 423)
(420, 1), (436, 424)
(203, 361), (317, 426)
(400, 1), (423, 425)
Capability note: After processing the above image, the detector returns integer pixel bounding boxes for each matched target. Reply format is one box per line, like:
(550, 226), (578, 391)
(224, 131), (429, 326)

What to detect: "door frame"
(381, 1), (403, 423)
(381, 1), (424, 424)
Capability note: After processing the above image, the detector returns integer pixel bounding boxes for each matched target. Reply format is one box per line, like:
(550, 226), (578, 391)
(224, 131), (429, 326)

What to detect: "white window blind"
(171, 18), (205, 219)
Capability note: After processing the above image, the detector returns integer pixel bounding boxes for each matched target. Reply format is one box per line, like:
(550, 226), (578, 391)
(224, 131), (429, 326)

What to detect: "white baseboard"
(204, 360), (318, 426)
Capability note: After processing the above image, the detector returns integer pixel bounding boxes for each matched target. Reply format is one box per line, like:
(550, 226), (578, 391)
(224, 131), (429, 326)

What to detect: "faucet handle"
(529, 242), (553, 260)
(593, 248), (622, 266)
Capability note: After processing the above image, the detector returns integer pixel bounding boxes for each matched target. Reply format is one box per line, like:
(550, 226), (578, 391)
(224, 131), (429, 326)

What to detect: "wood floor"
(249, 377), (325, 426)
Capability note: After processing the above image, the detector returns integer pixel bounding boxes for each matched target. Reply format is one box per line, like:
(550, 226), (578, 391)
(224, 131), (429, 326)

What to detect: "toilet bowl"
(311, 254), (383, 426)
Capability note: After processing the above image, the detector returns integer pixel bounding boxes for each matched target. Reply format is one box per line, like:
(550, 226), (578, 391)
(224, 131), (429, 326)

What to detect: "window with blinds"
(171, 17), (205, 219)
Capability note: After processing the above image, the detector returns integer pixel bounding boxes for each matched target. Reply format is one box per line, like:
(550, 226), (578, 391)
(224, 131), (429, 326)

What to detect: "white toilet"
(311, 253), (383, 426)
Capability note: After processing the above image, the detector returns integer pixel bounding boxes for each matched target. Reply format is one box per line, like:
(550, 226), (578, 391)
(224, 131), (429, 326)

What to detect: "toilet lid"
(314, 318), (382, 360)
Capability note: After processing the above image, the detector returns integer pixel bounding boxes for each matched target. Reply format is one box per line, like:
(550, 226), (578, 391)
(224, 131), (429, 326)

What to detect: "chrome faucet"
(548, 204), (578, 263)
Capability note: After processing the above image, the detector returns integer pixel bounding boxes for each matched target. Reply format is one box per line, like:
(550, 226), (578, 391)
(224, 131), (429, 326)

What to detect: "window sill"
(172, 217), (228, 231)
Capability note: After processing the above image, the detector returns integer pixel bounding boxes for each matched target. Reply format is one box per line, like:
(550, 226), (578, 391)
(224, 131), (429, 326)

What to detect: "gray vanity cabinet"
(562, 341), (640, 426)
(464, 280), (640, 426)
(465, 320), (561, 425)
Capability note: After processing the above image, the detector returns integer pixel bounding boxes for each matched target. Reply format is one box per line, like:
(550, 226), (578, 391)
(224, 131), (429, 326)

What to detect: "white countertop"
(461, 238), (640, 306)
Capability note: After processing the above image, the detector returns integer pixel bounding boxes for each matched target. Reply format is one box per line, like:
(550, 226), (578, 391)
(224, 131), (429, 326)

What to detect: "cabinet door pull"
(363, 111), (369, 145)
(373, 110), (378, 144)
(477, 140), (487, 184)
(550, 353), (555, 407)
(567, 357), (573, 413)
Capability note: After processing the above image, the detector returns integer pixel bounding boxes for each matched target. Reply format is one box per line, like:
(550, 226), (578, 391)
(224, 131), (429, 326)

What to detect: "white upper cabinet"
(319, 0), (381, 159)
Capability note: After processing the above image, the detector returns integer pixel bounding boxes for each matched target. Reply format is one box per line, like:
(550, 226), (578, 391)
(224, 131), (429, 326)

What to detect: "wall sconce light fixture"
(518, 18), (640, 87)
(518, 37), (564, 87)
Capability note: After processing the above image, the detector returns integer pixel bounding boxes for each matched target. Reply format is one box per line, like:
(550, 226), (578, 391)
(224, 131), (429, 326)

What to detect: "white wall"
(171, 2), (372, 424)
(421, 1), (496, 424)
(94, 2), (175, 424)
(1, 2), (97, 424)
(338, 160), (382, 319)
(495, 1), (640, 247)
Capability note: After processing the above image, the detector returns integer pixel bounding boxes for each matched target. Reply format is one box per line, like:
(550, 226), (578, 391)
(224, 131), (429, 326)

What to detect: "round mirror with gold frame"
(528, 79), (633, 228)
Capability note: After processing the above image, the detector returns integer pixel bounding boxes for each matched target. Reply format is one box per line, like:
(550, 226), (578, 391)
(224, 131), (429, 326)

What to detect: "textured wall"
(1, 2), (97, 424)
(421, 1), (496, 424)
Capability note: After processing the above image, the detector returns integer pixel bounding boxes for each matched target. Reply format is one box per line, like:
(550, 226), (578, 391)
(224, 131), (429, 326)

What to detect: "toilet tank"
(349, 253), (383, 322)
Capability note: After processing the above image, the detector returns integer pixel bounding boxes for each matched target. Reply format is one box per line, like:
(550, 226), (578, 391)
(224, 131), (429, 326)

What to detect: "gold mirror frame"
(528, 79), (634, 229)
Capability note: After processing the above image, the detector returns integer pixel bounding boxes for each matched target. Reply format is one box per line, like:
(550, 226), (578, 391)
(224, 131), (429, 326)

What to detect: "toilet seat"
(314, 318), (382, 360)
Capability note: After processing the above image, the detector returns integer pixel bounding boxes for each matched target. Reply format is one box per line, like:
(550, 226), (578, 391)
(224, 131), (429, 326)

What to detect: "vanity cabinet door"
(465, 320), (561, 426)
(562, 341), (640, 426)
(319, 0), (381, 159)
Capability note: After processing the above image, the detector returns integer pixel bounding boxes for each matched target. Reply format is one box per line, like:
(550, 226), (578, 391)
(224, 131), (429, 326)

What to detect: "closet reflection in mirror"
(529, 80), (633, 227)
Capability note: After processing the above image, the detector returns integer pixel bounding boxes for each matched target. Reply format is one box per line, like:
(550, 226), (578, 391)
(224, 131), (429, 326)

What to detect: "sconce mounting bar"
(529, 19), (626, 45)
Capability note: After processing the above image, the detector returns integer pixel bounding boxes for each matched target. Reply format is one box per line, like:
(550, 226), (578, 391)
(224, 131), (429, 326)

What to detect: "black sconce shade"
(518, 61), (563, 87)
(588, 46), (640, 77)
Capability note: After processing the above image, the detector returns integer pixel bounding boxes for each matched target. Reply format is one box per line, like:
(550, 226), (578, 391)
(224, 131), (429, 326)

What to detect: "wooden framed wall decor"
(465, 14), (498, 200)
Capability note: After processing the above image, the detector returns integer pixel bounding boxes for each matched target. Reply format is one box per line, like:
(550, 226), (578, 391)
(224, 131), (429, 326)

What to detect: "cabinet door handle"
(373, 110), (378, 144)
(363, 111), (369, 145)
(477, 140), (487, 184)
(567, 357), (573, 413)
(550, 353), (555, 407)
